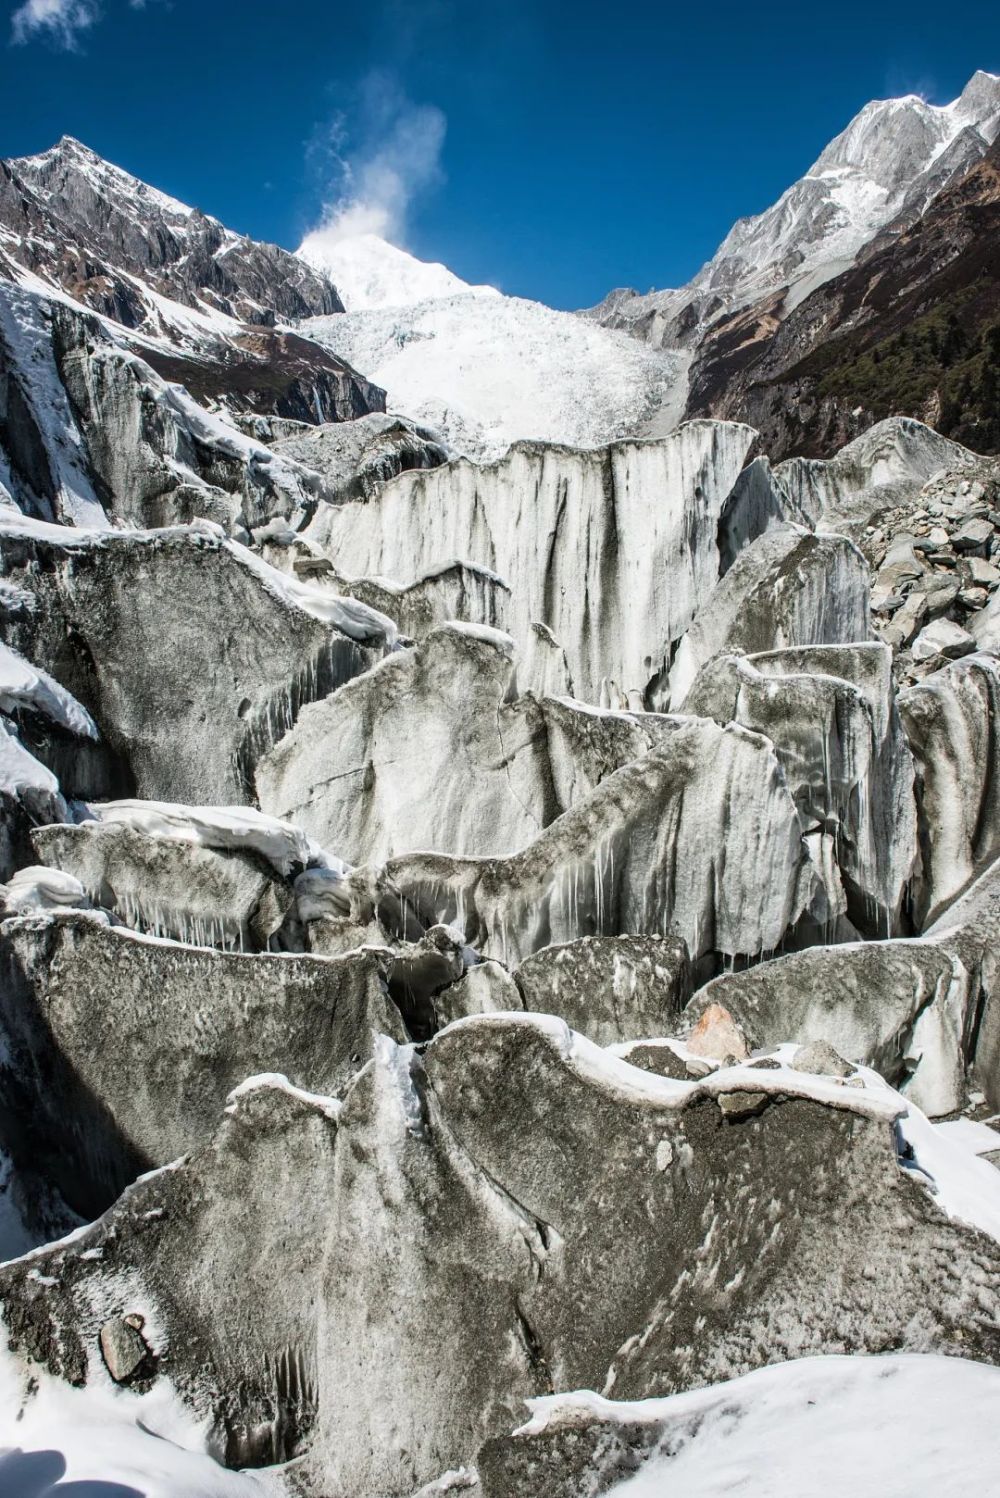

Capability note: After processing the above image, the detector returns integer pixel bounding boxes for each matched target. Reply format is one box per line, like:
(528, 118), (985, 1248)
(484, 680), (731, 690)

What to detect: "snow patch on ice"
(0, 1330), (281, 1496)
(517, 1352), (1000, 1498)
(0, 721), (63, 804)
(0, 865), (91, 915)
(0, 641), (98, 739)
(225, 1073), (342, 1123)
(79, 799), (347, 879)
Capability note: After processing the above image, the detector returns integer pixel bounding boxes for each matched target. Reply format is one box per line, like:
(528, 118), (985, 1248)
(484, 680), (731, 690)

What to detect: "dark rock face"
(140, 329), (384, 428)
(0, 284), (381, 530)
(684, 138), (1000, 460)
(0, 139), (386, 490)
(0, 138), (343, 328)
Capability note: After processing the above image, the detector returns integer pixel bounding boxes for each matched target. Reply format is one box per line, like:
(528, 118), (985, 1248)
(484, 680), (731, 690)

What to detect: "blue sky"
(2, 0), (998, 308)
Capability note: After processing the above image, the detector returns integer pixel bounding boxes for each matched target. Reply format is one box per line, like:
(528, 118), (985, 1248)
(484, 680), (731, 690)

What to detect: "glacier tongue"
(6, 101), (1000, 1498)
(301, 287), (684, 459)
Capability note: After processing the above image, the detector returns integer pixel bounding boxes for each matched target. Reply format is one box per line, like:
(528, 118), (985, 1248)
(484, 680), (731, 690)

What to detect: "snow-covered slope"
(297, 229), (498, 311)
(519, 1354), (1000, 1498)
(302, 290), (683, 458)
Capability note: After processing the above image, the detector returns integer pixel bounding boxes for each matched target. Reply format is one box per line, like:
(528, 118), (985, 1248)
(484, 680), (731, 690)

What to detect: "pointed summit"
(951, 69), (1000, 125)
(297, 229), (498, 312)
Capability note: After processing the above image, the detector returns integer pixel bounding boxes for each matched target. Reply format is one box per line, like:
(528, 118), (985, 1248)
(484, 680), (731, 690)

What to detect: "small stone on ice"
(99, 1314), (150, 1383)
(791, 1040), (854, 1078)
(684, 1057), (714, 1078)
(687, 1002), (750, 1061)
(717, 1090), (769, 1119)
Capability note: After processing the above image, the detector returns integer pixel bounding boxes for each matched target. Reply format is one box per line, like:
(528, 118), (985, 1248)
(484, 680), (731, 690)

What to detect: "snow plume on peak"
(299, 232), (496, 312)
(10, 0), (97, 47)
(303, 71), (446, 254)
(299, 71), (497, 311)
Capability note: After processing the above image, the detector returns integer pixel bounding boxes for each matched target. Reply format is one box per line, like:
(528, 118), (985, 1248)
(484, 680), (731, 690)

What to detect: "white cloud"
(10, 0), (99, 47)
(304, 70), (447, 249)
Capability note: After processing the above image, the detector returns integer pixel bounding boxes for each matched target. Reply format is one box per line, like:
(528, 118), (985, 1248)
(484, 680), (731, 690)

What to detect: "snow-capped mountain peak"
(296, 229), (499, 311)
(13, 134), (207, 229)
(0, 136), (344, 335)
(699, 73), (1000, 303)
(589, 69), (1000, 352)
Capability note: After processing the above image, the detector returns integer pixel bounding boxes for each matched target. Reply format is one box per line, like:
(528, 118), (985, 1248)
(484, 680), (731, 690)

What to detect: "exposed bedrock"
(512, 934), (691, 1045)
(301, 422), (812, 705)
(666, 526), (872, 709)
(687, 941), (972, 1116)
(373, 719), (823, 971)
(309, 1016), (1000, 1496)
(0, 909), (405, 1217)
(899, 652), (1000, 926)
(5, 1016), (997, 1497)
(683, 642), (917, 936)
(0, 518), (390, 803)
(256, 622), (681, 864)
(3, 135), (345, 328)
(0, 1076), (341, 1466)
